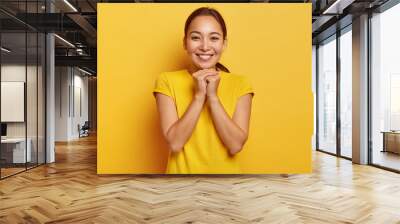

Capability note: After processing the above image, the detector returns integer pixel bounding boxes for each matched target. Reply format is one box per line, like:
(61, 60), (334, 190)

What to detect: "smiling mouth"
(196, 54), (213, 61)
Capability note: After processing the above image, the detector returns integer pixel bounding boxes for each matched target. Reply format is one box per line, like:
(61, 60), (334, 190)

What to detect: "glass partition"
(38, 32), (45, 165)
(0, 1), (46, 179)
(1, 30), (28, 177)
(27, 30), (38, 169)
(317, 35), (337, 154)
(371, 3), (400, 171)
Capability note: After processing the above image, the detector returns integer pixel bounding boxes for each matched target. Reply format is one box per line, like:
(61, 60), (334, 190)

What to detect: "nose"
(200, 39), (210, 51)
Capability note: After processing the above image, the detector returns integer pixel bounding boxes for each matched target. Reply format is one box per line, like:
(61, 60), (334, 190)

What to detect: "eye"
(210, 36), (220, 41)
(191, 36), (200, 41)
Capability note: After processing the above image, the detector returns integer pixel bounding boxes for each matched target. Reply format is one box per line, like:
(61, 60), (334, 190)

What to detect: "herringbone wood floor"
(1, 134), (400, 224)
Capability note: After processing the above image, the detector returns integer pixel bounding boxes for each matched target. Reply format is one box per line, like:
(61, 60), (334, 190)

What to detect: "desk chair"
(79, 121), (90, 138)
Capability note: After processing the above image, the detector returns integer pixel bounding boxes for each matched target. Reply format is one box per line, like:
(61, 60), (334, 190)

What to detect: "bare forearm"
(166, 96), (205, 152)
(207, 96), (247, 155)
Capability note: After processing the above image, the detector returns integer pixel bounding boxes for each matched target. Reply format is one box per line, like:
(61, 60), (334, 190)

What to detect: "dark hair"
(184, 7), (230, 73)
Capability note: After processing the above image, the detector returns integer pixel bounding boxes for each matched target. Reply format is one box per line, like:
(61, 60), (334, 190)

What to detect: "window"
(339, 27), (352, 158)
(317, 35), (337, 154)
(371, 2), (400, 171)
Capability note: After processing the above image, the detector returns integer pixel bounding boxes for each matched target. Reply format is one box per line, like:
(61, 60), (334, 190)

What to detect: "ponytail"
(216, 62), (230, 73)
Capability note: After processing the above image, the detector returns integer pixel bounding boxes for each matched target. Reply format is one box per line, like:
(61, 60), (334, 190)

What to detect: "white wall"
(55, 66), (70, 141)
(55, 67), (89, 141)
(73, 72), (89, 138)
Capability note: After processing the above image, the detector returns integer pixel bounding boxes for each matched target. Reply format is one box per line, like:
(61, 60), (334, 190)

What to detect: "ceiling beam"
(322, 0), (356, 14)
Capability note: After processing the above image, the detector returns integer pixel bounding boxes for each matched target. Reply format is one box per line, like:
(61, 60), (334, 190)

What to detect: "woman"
(153, 7), (254, 174)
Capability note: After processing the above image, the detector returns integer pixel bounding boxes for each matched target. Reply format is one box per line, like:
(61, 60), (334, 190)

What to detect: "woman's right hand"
(192, 69), (218, 101)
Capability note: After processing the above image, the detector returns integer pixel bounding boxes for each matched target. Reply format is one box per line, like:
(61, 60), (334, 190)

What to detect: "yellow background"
(98, 3), (313, 174)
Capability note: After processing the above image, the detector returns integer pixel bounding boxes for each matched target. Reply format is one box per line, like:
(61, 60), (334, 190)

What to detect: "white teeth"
(197, 54), (212, 60)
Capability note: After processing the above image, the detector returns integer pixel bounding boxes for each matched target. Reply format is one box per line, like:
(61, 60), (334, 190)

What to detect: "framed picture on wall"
(1, 81), (25, 122)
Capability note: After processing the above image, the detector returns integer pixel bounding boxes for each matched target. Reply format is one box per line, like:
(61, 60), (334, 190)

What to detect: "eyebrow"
(189, 31), (222, 36)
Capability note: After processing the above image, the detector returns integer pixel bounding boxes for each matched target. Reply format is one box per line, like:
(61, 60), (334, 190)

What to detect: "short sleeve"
(237, 75), (255, 98)
(153, 73), (173, 98)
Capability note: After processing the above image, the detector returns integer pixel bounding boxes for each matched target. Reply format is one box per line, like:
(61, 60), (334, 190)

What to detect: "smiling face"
(184, 15), (226, 71)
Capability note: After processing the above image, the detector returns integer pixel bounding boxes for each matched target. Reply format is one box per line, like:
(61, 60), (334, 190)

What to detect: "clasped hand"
(192, 69), (220, 102)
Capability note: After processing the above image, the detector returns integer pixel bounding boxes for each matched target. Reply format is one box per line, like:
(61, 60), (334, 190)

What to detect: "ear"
(183, 37), (187, 50)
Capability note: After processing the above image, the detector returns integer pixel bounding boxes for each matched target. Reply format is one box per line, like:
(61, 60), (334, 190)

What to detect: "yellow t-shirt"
(153, 69), (254, 174)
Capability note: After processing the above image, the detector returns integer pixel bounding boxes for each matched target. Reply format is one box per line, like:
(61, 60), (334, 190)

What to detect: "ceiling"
(0, 0), (394, 75)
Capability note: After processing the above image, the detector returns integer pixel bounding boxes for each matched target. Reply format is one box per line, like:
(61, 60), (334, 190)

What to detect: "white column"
(45, 1), (55, 163)
(352, 14), (369, 164)
(46, 33), (55, 163)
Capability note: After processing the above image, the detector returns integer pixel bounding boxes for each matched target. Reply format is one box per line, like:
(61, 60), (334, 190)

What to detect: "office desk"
(381, 131), (400, 154)
(1, 138), (31, 163)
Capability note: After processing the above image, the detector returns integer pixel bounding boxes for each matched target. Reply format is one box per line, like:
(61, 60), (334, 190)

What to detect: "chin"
(194, 62), (217, 70)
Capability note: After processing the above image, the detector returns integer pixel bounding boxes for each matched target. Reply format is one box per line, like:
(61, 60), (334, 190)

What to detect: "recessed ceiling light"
(63, 0), (78, 12)
(54, 34), (75, 48)
(1, 47), (11, 53)
(77, 67), (93, 76)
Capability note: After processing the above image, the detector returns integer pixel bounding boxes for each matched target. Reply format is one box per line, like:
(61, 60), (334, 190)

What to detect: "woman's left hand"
(205, 72), (220, 98)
